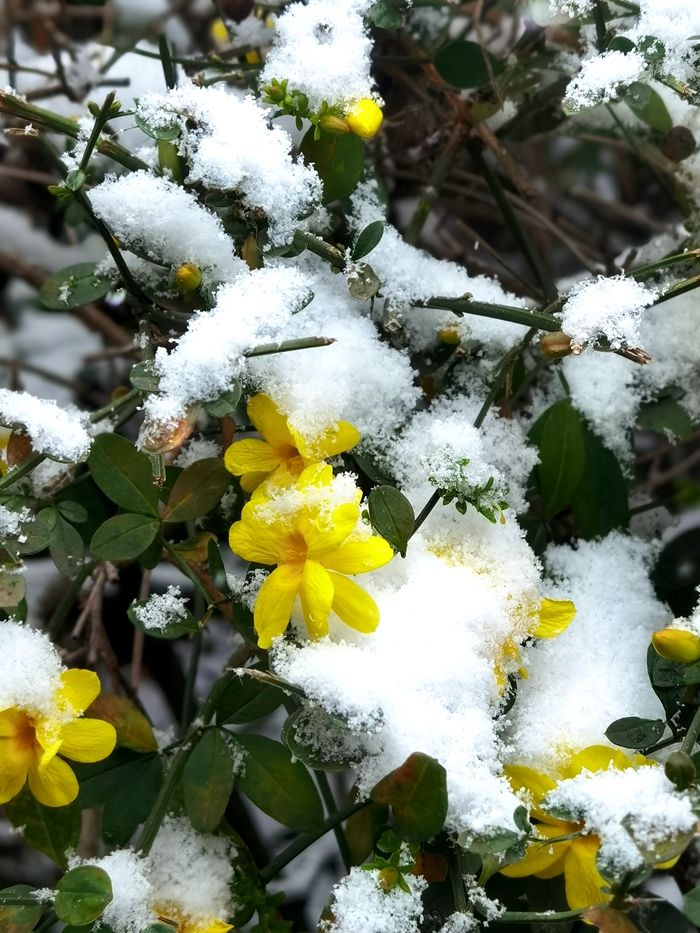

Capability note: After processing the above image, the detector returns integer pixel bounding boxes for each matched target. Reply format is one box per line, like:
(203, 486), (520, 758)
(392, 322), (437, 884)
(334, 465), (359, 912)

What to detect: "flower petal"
(247, 394), (296, 448)
(322, 536), (394, 574)
(563, 837), (609, 910)
(504, 764), (557, 811)
(534, 598), (576, 639)
(300, 560), (334, 639)
(240, 470), (276, 494)
(0, 711), (32, 804)
(27, 755), (78, 807)
(304, 504), (360, 557)
(652, 628), (700, 664)
(254, 564), (302, 649)
(56, 669), (101, 715)
(329, 572), (380, 634)
(59, 718), (116, 763)
(501, 824), (570, 878)
(292, 421), (360, 461)
(229, 517), (281, 565)
(564, 745), (636, 778)
(224, 439), (283, 477)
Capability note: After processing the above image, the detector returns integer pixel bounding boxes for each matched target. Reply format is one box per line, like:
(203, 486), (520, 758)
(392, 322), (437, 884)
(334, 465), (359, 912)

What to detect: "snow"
(0, 620), (64, 718)
(132, 586), (189, 633)
(565, 51), (646, 111)
(175, 437), (222, 469)
(0, 504), (32, 541)
(82, 851), (154, 933)
(320, 867), (427, 933)
(0, 389), (92, 461)
(559, 275), (656, 350)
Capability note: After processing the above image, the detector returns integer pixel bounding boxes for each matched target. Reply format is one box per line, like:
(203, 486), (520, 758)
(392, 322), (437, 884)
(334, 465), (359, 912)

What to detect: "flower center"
(281, 530), (308, 564)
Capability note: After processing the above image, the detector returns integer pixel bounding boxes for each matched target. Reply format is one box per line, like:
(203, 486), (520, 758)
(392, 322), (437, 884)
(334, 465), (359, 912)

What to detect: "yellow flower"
(0, 426), (10, 476)
(224, 394), (360, 494)
(652, 627), (700, 664)
(155, 905), (233, 933)
(495, 597), (576, 692)
(228, 463), (393, 648)
(346, 98), (383, 139)
(0, 669), (116, 807)
(501, 746), (651, 910)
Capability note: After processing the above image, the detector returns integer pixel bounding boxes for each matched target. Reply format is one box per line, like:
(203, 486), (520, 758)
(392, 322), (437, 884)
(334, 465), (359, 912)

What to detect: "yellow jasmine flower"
(500, 745), (651, 910)
(228, 463), (393, 648)
(0, 669), (116, 808)
(224, 394), (360, 493)
(652, 626), (700, 664)
(346, 98), (383, 139)
(155, 905), (233, 933)
(495, 597), (576, 692)
(0, 426), (10, 476)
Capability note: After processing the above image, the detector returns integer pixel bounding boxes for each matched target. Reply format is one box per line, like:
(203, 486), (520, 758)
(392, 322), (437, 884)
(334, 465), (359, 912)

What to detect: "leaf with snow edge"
(128, 594), (198, 640)
(134, 113), (180, 141)
(368, 485), (414, 557)
(204, 382), (242, 417)
(605, 717), (665, 749)
(624, 82), (673, 134)
(371, 752), (448, 842)
(129, 360), (159, 392)
(529, 400), (586, 518)
(281, 706), (360, 772)
(216, 665), (284, 724)
(234, 733), (324, 833)
(638, 397), (693, 439)
(434, 40), (506, 89)
(352, 221), (384, 261)
(89, 434), (160, 517)
(183, 728), (236, 833)
(300, 129), (365, 205)
(162, 458), (231, 523)
(0, 885), (42, 933)
(54, 867), (112, 925)
(14, 508), (53, 556)
(40, 263), (112, 310)
(4, 793), (80, 868)
(90, 514), (160, 562)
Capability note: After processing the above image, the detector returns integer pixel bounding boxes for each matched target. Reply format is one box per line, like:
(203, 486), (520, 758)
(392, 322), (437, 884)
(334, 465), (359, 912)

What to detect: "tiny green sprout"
(362, 830), (420, 894)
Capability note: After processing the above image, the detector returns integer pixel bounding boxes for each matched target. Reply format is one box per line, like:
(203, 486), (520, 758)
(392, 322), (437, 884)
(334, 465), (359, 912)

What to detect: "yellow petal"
(254, 564), (302, 649)
(534, 598), (576, 639)
(505, 764), (557, 811)
(297, 462), (333, 489)
(652, 628), (700, 664)
(247, 394), (296, 448)
(292, 421), (361, 461)
(304, 503), (360, 557)
(229, 517), (281, 565)
(501, 824), (570, 878)
(239, 470), (273, 494)
(0, 711), (32, 804)
(224, 439), (282, 477)
(58, 718), (116, 763)
(329, 573), (380, 634)
(300, 560), (334, 639)
(346, 98), (383, 139)
(322, 536), (394, 574)
(56, 669), (100, 715)
(564, 745), (636, 778)
(564, 837), (609, 911)
(27, 755), (78, 807)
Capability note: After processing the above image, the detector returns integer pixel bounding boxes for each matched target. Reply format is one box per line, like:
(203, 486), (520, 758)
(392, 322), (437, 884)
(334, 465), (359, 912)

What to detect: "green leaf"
(162, 458), (231, 523)
(129, 360), (159, 391)
(625, 81), (673, 133)
(0, 568), (26, 608)
(352, 221), (384, 261)
(571, 426), (629, 539)
(647, 645), (684, 720)
(56, 500), (88, 524)
(0, 886), (42, 933)
(89, 434), (160, 516)
(300, 129), (365, 205)
(234, 733), (324, 833)
(55, 867), (112, 925)
(371, 752), (448, 842)
(605, 717), (665, 749)
(529, 400), (587, 518)
(281, 706), (358, 771)
(49, 514), (86, 578)
(183, 729), (236, 833)
(90, 513), (159, 561)
(3, 793), (80, 868)
(216, 667), (284, 724)
(683, 885), (700, 925)
(40, 263), (112, 310)
(368, 0), (403, 29)
(15, 508), (53, 555)
(434, 40), (506, 89)
(638, 397), (693, 439)
(128, 595), (199, 640)
(204, 383), (242, 417)
(368, 485), (415, 557)
(74, 750), (164, 846)
(134, 113), (180, 141)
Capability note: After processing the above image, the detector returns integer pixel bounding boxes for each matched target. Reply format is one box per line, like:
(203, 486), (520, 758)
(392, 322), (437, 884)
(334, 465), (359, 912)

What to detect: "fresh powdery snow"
(559, 275), (656, 349)
(78, 851), (154, 933)
(0, 620), (65, 718)
(320, 868), (427, 933)
(0, 503), (32, 541)
(136, 84), (322, 246)
(0, 388), (91, 461)
(260, 0), (377, 111)
(132, 586), (189, 633)
(565, 51), (646, 110)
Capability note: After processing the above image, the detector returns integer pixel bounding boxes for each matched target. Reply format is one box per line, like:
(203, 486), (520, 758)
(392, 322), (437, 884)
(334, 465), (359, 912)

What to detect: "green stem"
(417, 297), (559, 332)
(137, 670), (235, 854)
(0, 452), (46, 491)
(0, 895), (40, 906)
(181, 630), (203, 733)
(411, 489), (441, 537)
(258, 798), (369, 883)
(244, 336), (336, 357)
(630, 248), (700, 281)
(495, 908), (585, 923)
(681, 703), (700, 754)
(79, 92), (117, 173)
(89, 387), (142, 423)
(315, 771), (354, 871)
(293, 230), (346, 270)
(47, 562), (96, 638)
(654, 273), (700, 305)
(448, 847), (468, 913)
(593, 0), (608, 50)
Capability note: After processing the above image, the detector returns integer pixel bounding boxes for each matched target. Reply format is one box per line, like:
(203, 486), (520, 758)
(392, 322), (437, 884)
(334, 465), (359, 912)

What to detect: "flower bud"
(665, 750), (696, 790)
(6, 431), (33, 468)
(540, 332), (574, 359)
(174, 262), (202, 293)
(139, 410), (197, 454)
(438, 325), (461, 345)
(346, 99), (383, 140)
(378, 867), (399, 891)
(661, 125), (696, 163)
(652, 628), (700, 664)
(241, 234), (262, 270)
(319, 114), (351, 135)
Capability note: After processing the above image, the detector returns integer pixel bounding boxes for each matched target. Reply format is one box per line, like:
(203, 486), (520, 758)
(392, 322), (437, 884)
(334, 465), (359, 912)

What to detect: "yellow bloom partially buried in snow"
(501, 745), (653, 910)
(0, 669), (116, 807)
(652, 626), (700, 664)
(155, 905), (233, 933)
(224, 394), (360, 493)
(495, 597), (576, 692)
(228, 463), (393, 648)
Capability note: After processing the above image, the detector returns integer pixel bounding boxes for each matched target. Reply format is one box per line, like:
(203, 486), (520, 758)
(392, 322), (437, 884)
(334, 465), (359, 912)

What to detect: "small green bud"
(540, 332), (574, 360)
(664, 750), (696, 790)
(174, 263), (202, 293)
(378, 867), (399, 891)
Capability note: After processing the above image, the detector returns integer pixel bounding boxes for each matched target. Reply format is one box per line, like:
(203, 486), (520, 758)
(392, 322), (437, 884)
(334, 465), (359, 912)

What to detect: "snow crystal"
(0, 389), (91, 461)
(320, 867), (427, 933)
(133, 586), (189, 632)
(260, 0), (376, 112)
(227, 567), (269, 611)
(438, 913), (478, 933)
(0, 504), (32, 541)
(545, 765), (697, 876)
(507, 534), (668, 771)
(0, 620), (64, 718)
(174, 436), (222, 468)
(559, 275), (656, 349)
(90, 171), (244, 288)
(136, 84), (321, 246)
(82, 850), (154, 933)
(565, 51), (646, 110)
